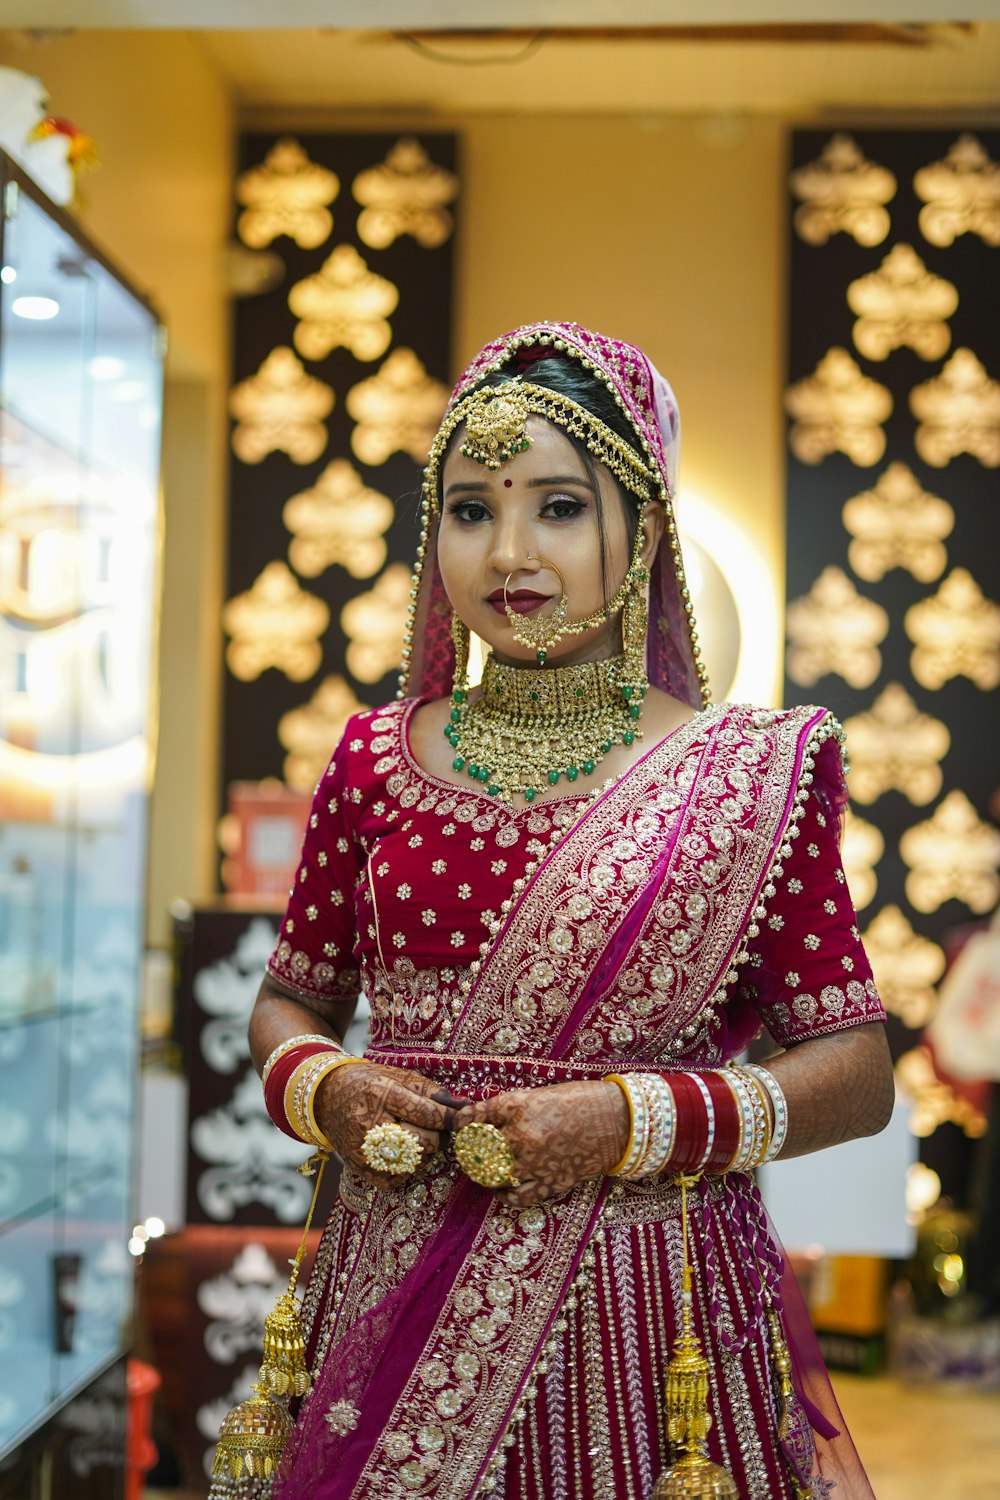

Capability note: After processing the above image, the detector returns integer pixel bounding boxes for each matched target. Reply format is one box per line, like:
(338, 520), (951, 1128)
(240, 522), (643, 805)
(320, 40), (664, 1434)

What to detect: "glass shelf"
(0, 152), (163, 1457)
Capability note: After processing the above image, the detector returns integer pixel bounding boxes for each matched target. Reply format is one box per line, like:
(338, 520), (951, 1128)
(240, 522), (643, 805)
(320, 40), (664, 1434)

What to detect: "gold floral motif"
(862, 906), (945, 1030)
(842, 462), (953, 584)
(341, 564), (412, 683)
(785, 349), (892, 465)
(786, 567), (888, 689)
(352, 137), (459, 249)
(905, 568), (1000, 691)
(895, 1046), (987, 1139)
(222, 561), (329, 682)
(289, 245), (399, 363)
(283, 459), (394, 580)
(236, 138), (339, 250)
(347, 349), (449, 466)
(229, 348), (334, 465)
(900, 790), (1000, 915)
(278, 675), (368, 793)
(847, 244), (958, 362)
(841, 807), (884, 913)
(843, 684), (950, 807)
(909, 349), (1000, 468)
(789, 133), (896, 247)
(914, 134), (1000, 248)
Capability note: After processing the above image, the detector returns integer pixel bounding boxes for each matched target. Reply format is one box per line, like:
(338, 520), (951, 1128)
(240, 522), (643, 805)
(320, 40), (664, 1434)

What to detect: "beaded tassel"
(210, 1152), (329, 1494)
(652, 1174), (738, 1499)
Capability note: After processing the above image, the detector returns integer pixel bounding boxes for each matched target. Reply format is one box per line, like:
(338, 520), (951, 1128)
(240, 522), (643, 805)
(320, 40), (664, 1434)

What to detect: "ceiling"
(4, 1), (1000, 25)
(196, 23), (1000, 119)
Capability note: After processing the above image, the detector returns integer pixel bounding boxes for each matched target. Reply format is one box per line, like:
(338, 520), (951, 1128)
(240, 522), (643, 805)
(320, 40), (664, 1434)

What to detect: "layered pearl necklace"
(442, 652), (645, 803)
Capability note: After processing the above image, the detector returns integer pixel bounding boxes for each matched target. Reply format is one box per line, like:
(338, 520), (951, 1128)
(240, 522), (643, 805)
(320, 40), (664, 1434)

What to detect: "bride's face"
(437, 417), (656, 669)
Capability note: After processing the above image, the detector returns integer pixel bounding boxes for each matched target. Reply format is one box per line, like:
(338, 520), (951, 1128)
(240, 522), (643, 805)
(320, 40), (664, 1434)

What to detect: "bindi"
(503, 478), (513, 487)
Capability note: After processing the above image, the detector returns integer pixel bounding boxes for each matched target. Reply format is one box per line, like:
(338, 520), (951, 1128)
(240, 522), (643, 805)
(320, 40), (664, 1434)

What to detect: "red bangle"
(661, 1071), (709, 1173)
(701, 1070), (741, 1172)
(263, 1042), (331, 1138)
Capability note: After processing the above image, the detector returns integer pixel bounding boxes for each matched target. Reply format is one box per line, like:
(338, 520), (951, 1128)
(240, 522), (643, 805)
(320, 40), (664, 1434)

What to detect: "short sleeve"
(737, 735), (886, 1046)
(266, 727), (364, 1003)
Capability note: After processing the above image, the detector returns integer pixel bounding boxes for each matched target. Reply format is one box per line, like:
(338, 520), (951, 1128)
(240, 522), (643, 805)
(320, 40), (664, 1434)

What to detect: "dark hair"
(446, 356), (645, 638)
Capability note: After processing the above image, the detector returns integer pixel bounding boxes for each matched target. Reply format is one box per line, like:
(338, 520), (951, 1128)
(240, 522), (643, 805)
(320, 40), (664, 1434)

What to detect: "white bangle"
(742, 1063), (789, 1163)
(261, 1031), (345, 1085)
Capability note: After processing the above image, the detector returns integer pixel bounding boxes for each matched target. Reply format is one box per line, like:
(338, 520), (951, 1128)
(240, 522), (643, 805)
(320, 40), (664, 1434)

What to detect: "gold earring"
(622, 526), (649, 694)
(503, 560), (570, 665)
(451, 612), (471, 696)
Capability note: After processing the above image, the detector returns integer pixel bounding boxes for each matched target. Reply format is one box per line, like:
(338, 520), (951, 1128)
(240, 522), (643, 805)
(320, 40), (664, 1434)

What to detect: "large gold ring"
(361, 1122), (423, 1176)
(453, 1122), (519, 1189)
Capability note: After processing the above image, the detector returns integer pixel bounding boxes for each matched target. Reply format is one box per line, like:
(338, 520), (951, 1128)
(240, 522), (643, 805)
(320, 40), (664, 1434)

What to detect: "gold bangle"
(306, 1056), (370, 1145)
(604, 1074), (638, 1177)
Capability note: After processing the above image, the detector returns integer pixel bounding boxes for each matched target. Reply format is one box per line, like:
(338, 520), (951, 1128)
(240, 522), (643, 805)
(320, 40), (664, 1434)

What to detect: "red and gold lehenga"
(256, 325), (883, 1499)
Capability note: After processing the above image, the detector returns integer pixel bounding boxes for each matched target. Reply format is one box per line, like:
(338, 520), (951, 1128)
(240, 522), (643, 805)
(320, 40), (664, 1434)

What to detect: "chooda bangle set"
(605, 1064), (788, 1179)
(261, 1034), (428, 1173)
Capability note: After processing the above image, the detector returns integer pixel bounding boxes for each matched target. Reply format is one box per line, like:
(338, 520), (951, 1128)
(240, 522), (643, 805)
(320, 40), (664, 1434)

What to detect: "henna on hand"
(453, 1080), (630, 1208)
(316, 1063), (467, 1189)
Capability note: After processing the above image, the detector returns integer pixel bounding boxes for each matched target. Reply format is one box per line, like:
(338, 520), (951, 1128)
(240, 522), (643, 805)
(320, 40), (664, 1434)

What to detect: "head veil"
(399, 320), (709, 710)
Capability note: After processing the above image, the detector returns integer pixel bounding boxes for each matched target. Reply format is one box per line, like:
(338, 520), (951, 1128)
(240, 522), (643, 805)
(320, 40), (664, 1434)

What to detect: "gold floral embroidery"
(841, 808), (883, 913)
(284, 458), (394, 580)
(905, 568), (1000, 691)
(341, 564), (412, 684)
(785, 349), (892, 466)
(236, 138), (339, 250)
(862, 906), (945, 1029)
(843, 684), (950, 807)
(789, 134), (896, 246)
(289, 244), (399, 363)
(841, 462), (953, 584)
(222, 561), (329, 682)
(909, 349), (1000, 468)
(786, 567), (888, 689)
(278, 675), (368, 792)
(900, 790), (1000, 915)
(353, 137), (459, 249)
(914, 134), (1000, 248)
(895, 1046), (987, 1139)
(347, 348), (450, 466)
(229, 347), (334, 465)
(847, 244), (958, 362)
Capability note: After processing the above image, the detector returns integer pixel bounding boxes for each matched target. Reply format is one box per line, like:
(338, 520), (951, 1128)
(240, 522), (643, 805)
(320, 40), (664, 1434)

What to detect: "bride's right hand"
(315, 1062), (466, 1188)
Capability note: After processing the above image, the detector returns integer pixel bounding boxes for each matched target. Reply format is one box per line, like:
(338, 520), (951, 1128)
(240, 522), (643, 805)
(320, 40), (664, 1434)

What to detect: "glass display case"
(0, 151), (163, 1457)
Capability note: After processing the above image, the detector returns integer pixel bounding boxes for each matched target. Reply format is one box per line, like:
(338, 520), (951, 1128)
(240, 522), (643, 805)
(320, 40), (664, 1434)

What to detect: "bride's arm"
(747, 1020), (894, 1160)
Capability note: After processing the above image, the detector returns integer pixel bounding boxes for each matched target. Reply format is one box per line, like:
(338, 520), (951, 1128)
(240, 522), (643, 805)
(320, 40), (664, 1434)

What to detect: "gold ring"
(453, 1122), (519, 1189)
(361, 1122), (423, 1176)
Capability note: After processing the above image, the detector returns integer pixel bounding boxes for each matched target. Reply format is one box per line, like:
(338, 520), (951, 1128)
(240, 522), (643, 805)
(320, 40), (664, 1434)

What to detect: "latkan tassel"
(211, 1384), (292, 1484)
(651, 1175), (738, 1500)
(261, 1290), (312, 1398)
(209, 1150), (330, 1497)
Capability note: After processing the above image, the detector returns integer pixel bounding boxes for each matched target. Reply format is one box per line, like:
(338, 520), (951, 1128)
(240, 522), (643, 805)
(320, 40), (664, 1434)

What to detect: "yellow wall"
(0, 30), (234, 944)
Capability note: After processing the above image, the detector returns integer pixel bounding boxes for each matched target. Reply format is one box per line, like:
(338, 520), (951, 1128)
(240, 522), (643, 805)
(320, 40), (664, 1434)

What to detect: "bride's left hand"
(451, 1080), (629, 1207)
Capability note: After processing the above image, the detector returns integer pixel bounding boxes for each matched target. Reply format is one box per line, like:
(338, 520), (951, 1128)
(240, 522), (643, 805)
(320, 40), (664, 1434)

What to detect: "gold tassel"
(210, 1151), (330, 1494)
(621, 558), (648, 695)
(652, 1174), (738, 1500)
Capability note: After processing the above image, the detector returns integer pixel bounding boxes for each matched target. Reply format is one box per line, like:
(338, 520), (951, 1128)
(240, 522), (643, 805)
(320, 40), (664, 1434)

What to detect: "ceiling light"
(12, 296), (59, 320)
(0, 266), (16, 284)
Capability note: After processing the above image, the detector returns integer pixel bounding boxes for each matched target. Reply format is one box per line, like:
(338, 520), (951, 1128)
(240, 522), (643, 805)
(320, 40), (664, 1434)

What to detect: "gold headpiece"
(423, 379), (658, 514)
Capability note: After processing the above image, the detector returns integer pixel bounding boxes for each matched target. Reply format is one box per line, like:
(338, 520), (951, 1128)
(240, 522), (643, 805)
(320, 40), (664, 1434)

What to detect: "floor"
(831, 1373), (1000, 1500)
(146, 1376), (1000, 1498)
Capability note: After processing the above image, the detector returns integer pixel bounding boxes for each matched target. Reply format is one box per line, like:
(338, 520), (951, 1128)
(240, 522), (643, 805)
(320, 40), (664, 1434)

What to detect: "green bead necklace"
(441, 652), (645, 804)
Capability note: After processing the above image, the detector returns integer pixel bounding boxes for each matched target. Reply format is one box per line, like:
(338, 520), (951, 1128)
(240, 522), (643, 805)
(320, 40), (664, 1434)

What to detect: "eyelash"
(446, 496), (587, 523)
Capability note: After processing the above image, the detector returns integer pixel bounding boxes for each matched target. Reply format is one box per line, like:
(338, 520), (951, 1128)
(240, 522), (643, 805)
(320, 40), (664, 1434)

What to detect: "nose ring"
(503, 557), (569, 664)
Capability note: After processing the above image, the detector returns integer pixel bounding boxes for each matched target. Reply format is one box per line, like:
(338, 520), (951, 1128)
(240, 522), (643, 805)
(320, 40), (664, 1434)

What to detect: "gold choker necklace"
(442, 653), (645, 803)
